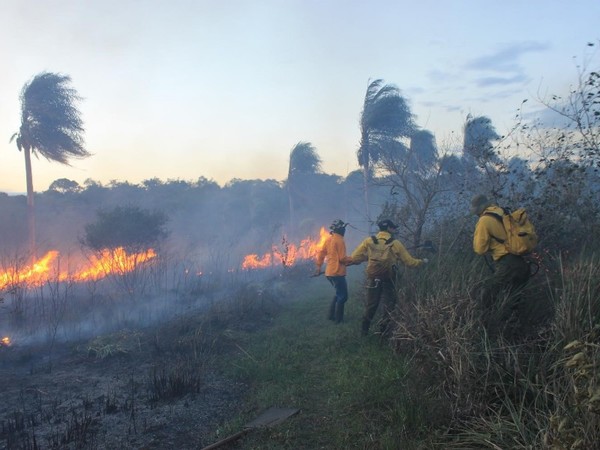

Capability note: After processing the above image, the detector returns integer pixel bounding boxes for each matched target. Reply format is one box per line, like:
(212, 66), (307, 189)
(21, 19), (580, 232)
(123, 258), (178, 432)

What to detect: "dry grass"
(389, 252), (600, 448)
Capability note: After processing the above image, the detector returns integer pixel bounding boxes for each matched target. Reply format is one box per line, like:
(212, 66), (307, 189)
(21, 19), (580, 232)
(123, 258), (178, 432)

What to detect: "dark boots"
(361, 319), (370, 336)
(334, 302), (345, 323)
(328, 300), (345, 324)
(327, 299), (336, 321)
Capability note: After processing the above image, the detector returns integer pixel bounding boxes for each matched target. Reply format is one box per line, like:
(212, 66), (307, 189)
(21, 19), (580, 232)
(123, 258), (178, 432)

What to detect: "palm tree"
(408, 129), (438, 173)
(287, 141), (322, 237)
(11, 72), (88, 259)
(463, 115), (502, 195)
(463, 115), (500, 164)
(357, 79), (414, 231)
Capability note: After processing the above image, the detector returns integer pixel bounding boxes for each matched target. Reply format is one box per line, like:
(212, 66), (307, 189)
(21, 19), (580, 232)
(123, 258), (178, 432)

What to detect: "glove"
(422, 258), (429, 264)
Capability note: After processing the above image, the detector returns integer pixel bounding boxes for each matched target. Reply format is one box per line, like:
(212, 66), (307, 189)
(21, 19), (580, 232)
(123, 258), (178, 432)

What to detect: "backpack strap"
(483, 211), (503, 222)
(483, 211), (506, 244)
(371, 236), (396, 245)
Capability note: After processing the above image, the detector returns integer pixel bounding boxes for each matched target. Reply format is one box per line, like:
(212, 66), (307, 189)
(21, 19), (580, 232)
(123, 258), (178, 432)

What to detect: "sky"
(1, 0), (599, 194)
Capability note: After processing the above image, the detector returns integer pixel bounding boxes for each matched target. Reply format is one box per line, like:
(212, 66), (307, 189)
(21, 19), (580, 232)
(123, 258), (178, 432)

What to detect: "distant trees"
(287, 142), (322, 236)
(535, 66), (600, 170)
(463, 115), (500, 164)
(48, 178), (81, 194)
(374, 127), (443, 247)
(10, 72), (88, 259)
(461, 115), (503, 195)
(408, 129), (438, 173)
(358, 79), (414, 230)
(510, 58), (600, 251)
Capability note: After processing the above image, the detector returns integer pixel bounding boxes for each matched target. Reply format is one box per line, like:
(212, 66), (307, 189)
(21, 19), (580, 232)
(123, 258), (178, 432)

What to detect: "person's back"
(470, 194), (532, 332)
(473, 204), (509, 261)
(349, 219), (426, 336)
(317, 232), (347, 277)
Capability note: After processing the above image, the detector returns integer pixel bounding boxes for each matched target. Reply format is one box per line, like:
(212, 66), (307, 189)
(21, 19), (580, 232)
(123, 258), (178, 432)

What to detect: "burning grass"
(0, 247), (157, 291)
(241, 227), (328, 270)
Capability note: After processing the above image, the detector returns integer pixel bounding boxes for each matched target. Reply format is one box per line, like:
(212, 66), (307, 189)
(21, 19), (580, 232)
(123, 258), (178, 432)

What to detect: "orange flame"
(70, 248), (157, 281)
(241, 227), (329, 270)
(0, 247), (157, 290)
(1, 336), (10, 346)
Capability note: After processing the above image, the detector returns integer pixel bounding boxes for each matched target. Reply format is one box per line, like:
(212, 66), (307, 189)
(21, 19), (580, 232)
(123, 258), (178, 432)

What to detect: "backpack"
(485, 207), (538, 255)
(366, 236), (397, 278)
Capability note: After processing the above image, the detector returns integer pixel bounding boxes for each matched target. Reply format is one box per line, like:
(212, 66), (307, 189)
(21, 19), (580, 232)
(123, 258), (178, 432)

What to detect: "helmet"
(329, 219), (347, 233)
(377, 219), (398, 231)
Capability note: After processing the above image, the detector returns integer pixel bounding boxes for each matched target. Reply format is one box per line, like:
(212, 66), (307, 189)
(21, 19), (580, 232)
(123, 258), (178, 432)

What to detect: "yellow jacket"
(473, 205), (509, 261)
(316, 232), (351, 276)
(350, 231), (424, 268)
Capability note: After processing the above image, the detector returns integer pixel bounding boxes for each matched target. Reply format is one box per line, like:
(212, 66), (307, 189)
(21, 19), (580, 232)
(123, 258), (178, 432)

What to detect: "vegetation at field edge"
(212, 275), (435, 449)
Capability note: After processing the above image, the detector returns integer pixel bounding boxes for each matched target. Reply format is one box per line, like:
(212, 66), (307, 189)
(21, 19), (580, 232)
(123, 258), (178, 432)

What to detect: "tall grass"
(389, 252), (600, 448)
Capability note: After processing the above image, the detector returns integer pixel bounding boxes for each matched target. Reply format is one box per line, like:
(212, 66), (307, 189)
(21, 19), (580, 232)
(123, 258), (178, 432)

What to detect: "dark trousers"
(326, 276), (348, 305)
(362, 277), (397, 333)
(326, 276), (348, 323)
(481, 254), (531, 332)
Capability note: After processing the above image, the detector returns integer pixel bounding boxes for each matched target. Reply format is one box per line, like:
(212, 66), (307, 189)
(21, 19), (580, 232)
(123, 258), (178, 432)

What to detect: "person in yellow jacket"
(348, 219), (427, 336)
(471, 194), (531, 324)
(314, 219), (353, 323)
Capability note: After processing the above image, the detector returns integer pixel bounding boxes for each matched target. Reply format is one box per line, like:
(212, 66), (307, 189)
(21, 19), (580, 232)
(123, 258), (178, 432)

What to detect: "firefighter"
(314, 219), (352, 323)
(348, 219), (427, 337)
(471, 194), (531, 331)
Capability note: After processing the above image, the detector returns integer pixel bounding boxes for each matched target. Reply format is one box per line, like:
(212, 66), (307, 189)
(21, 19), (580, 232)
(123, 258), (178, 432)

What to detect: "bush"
(83, 205), (169, 252)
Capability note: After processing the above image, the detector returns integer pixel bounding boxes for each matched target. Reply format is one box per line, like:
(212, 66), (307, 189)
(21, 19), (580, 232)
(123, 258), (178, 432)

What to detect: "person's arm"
(472, 218), (491, 255)
(348, 239), (369, 265)
(392, 240), (423, 267)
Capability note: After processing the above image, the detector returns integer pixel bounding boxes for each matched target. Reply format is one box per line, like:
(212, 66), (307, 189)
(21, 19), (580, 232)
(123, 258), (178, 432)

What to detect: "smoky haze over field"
(2, 49), (600, 355)
(0, 173), (385, 346)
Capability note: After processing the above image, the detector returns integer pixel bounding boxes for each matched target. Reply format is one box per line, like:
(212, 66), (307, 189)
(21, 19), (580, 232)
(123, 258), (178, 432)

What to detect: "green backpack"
(366, 236), (397, 278)
(485, 207), (538, 255)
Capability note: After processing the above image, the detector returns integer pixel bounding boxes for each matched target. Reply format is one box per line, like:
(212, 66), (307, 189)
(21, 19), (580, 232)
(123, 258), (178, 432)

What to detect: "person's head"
(470, 194), (491, 216)
(329, 219), (347, 236)
(377, 219), (398, 233)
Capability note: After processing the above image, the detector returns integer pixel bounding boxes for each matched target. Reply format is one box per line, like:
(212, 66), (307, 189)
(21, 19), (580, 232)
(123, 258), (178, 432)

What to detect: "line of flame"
(241, 227), (329, 270)
(0, 247), (157, 290)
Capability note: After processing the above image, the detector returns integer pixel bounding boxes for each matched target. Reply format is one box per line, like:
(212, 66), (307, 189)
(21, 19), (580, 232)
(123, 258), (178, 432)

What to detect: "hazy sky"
(1, 0), (598, 193)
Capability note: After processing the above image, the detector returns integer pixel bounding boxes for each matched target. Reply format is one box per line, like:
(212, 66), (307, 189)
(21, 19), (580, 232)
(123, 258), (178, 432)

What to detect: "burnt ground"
(0, 281), (285, 450)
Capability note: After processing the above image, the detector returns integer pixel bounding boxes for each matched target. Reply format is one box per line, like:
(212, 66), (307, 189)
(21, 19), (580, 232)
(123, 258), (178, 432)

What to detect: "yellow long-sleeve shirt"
(350, 231), (424, 270)
(315, 233), (351, 276)
(473, 205), (509, 261)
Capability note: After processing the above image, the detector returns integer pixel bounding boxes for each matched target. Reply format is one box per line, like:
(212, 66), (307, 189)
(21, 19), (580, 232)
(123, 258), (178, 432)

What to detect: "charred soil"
(0, 283), (283, 450)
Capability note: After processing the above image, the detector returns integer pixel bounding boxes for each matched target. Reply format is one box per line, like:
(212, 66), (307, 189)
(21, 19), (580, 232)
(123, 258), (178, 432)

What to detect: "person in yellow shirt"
(471, 194), (530, 322)
(314, 220), (352, 323)
(348, 219), (427, 336)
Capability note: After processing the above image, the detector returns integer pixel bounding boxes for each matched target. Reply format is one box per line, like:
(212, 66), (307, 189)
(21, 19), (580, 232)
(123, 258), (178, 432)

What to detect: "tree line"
(5, 50), (600, 268)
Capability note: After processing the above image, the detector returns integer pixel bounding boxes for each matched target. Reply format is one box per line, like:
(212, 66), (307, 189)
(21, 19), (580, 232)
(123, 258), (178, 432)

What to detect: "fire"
(0, 251), (59, 289)
(242, 227), (330, 270)
(1, 336), (10, 347)
(0, 247), (157, 290)
(70, 248), (157, 281)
